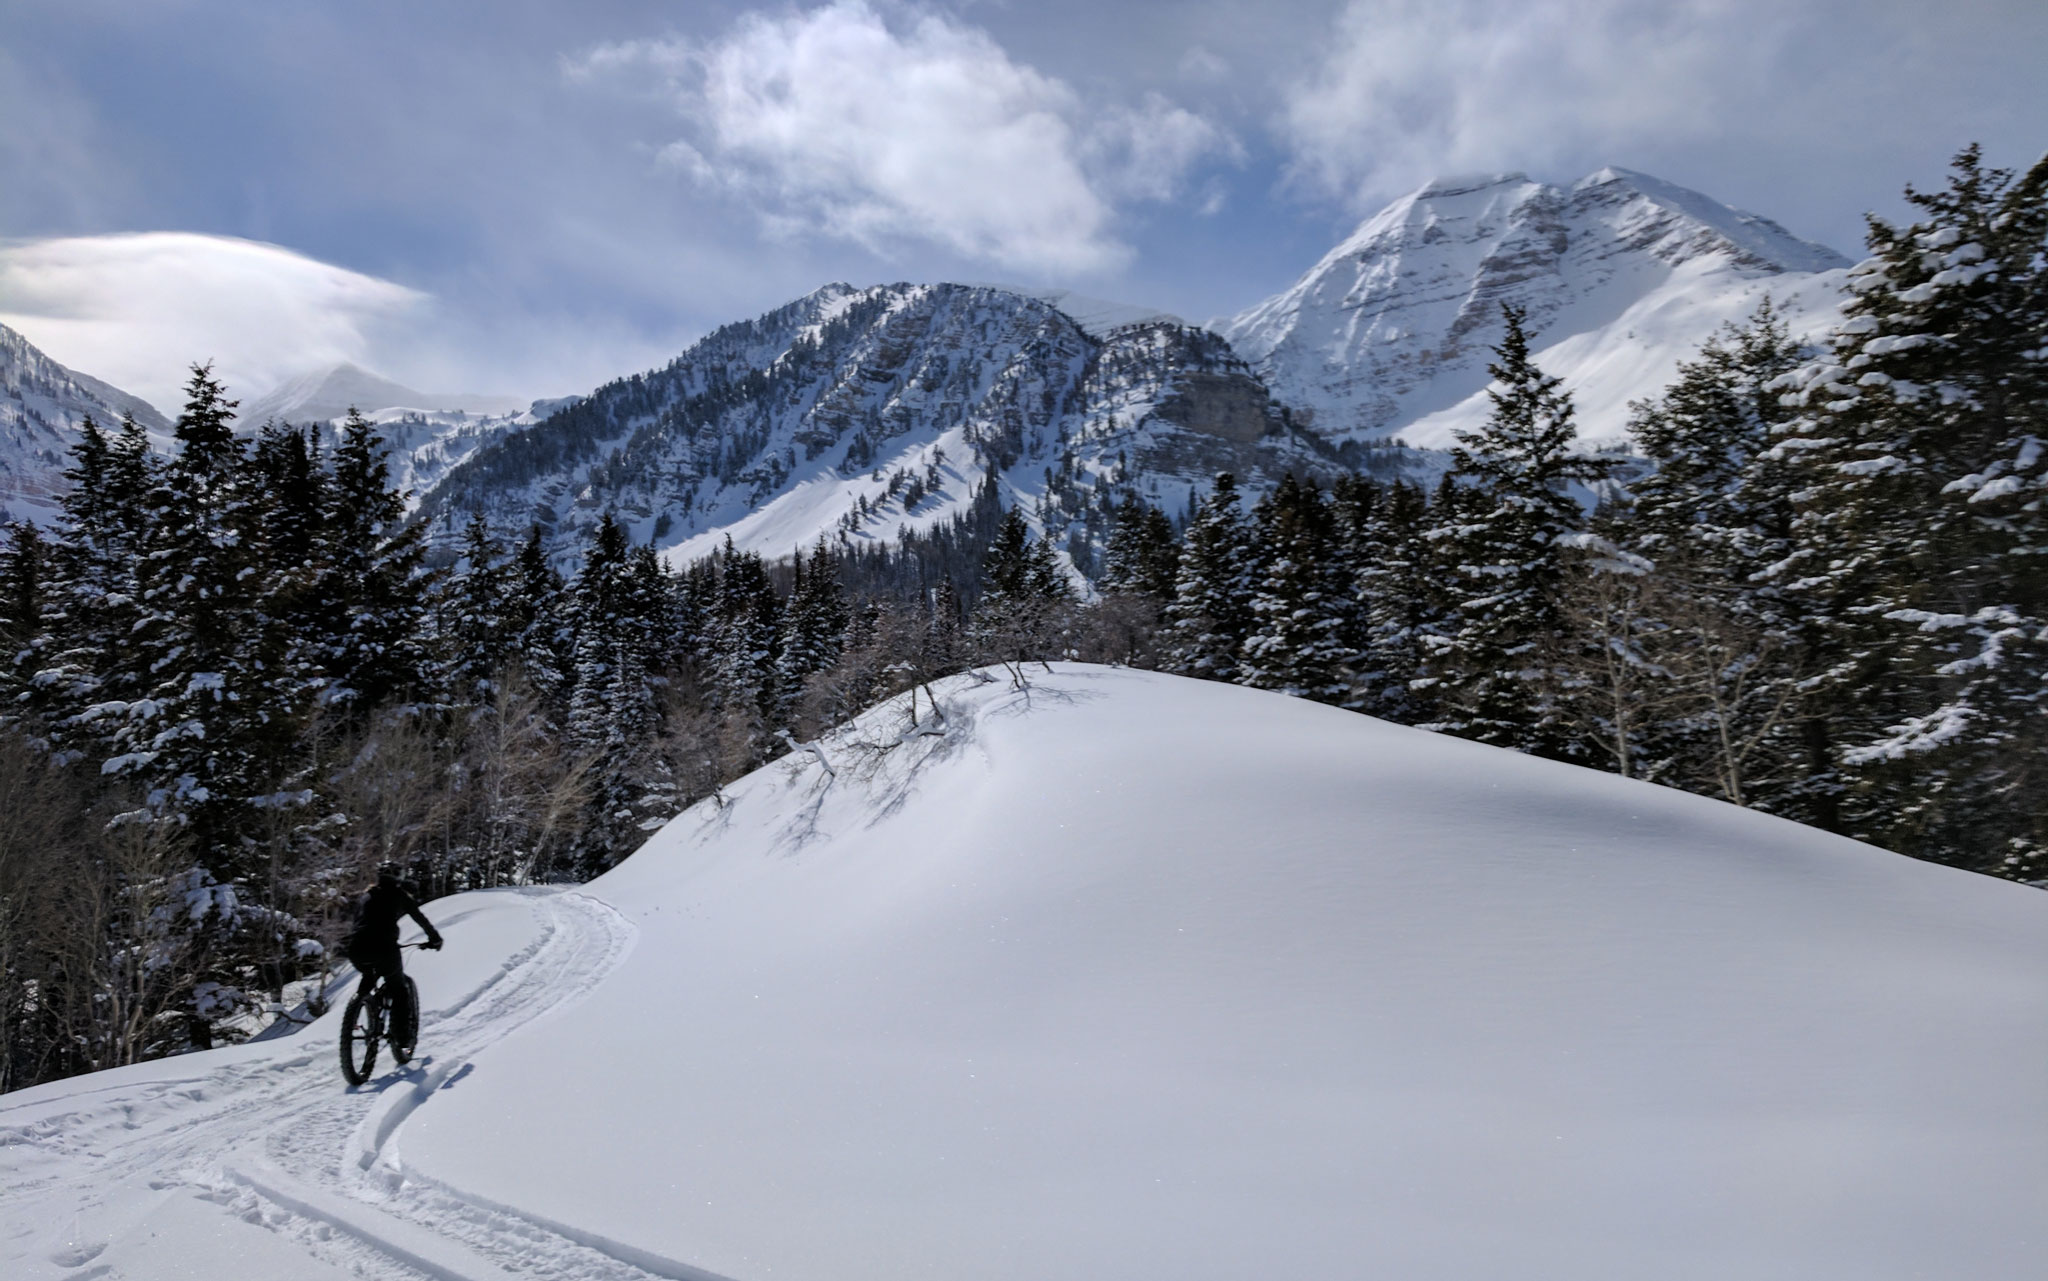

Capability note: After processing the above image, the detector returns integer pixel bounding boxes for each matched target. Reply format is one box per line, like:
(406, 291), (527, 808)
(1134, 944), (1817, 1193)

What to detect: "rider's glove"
(426, 937), (444, 951)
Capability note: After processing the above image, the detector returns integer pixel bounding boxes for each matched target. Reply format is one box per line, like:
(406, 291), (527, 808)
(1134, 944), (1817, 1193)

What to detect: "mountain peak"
(1415, 171), (1533, 199)
(241, 362), (526, 426)
(1224, 166), (1853, 448)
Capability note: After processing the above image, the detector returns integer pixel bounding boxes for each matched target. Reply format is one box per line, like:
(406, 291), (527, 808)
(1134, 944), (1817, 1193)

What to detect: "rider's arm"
(401, 891), (444, 950)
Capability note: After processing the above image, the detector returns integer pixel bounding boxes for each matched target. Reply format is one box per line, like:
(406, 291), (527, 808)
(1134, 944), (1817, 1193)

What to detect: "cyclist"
(344, 863), (444, 1022)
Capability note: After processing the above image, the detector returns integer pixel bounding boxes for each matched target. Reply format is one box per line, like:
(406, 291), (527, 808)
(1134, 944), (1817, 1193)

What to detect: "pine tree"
(0, 521), (47, 700)
(1770, 146), (2048, 877)
(1613, 301), (1819, 811)
(1427, 305), (1617, 755)
(1099, 498), (1179, 600)
(707, 539), (782, 767)
(567, 514), (636, 750)
(108, 364), (294, 866)
(445, 513), (512, 700)
(972, 508), (1069, 662)
(777, 537), (850, 703)
(509, 524), (570, 697)
(1166, 473), (1258, 681)
(1340, 477), (1435, 719)
(313, 409), (431, 714)
(1239, 475), (1352, 702)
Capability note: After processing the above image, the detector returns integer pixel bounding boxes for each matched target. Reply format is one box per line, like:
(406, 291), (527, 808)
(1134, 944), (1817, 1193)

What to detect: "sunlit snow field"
(4, 666), (2043, 1281)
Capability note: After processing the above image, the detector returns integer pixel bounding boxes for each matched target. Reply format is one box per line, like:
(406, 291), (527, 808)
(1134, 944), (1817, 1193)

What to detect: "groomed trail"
(0, 888), (719, 1281)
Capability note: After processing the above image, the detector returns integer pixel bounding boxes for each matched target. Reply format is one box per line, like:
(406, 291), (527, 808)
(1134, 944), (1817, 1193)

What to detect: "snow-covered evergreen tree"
(312, 410), (431, 714)
(106, 365), (296, 867)
(1426, 305), (1616, 756)
(777, 537), (850, 705)
(1166, 473), (1258, 682)
(1615, 301), (1820, 813)
(709, 539), (782, 758)
(972, 508), (1069, 663)
(1342, 477), (1435, 720)
(509, 524), (570, 699)
(0, 521), (47, 704)
(1239, 475), (1351, 703)
(1769, 146), (2048, 877)
(444, 513), (512, 701)
(1098, 498), (1178, 600)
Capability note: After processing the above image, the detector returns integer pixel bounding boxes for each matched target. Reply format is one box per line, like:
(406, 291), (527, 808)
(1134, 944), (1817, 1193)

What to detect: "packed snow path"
(0, 889), (725, 1281)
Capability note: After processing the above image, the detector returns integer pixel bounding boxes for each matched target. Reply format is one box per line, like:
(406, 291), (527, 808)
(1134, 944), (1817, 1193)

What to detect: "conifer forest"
(1, 147), (2042, 1094)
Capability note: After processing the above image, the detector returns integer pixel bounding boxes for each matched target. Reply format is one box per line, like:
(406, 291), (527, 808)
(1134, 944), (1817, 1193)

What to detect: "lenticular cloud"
(0, 232), (423, 415)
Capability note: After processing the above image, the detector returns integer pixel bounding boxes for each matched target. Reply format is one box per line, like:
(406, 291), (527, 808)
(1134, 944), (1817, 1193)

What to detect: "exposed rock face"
(1225, 168), (1852, 448)
(419, 285), (1331, 565)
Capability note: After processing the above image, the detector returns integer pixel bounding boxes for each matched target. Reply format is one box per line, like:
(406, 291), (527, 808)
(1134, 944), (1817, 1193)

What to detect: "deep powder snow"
(3, 666), (2042, 1281)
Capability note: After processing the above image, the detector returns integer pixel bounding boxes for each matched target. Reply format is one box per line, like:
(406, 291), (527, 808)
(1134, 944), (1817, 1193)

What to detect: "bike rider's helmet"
(375, 861), (402, 887)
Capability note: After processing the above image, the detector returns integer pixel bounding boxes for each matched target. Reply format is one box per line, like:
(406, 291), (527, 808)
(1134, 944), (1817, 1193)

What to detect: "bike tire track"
(1, 887), (704, 1281)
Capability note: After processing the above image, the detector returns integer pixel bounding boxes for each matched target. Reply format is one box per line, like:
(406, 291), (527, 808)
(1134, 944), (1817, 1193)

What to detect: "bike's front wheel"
(339, 985), (380, 1085)
(388, 975), (420, 1064)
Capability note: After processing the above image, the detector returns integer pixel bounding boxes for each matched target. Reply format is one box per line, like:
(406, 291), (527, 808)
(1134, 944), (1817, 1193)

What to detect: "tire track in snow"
(0, 888), (733, 1281)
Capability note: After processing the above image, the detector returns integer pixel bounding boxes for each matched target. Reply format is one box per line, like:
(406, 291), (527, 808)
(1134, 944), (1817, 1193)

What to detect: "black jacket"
(348, 882), (442, 971)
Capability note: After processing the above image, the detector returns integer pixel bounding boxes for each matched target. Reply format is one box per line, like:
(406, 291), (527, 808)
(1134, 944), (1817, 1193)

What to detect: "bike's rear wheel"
(389, 975), (420, 1064)
(339, 985), (380, 1085)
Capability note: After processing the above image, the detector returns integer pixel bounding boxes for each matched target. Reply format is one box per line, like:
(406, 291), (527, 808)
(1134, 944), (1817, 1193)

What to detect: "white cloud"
(0, 232), (423, 415)
(1280, 0), (1800, 207)
(570, 1), (1232, 277)
(1086, 93), (1243, 205)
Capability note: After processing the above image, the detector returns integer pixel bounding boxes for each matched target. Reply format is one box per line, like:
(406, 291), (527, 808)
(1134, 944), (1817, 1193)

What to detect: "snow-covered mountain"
(0, 322), (172, 524)
(1225, 167), (1854, 450)
(232, 364), (562, 506)
(241, 362), (527, 427)
(418, 283), (1333, 564)
(5, 667), (2041, 1280)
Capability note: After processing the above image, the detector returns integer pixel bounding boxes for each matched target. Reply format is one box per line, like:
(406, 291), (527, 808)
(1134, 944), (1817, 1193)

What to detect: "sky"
(1, 0), (2042, 414)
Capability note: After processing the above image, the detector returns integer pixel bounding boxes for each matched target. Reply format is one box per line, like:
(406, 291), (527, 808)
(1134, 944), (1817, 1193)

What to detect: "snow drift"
(4, 667), (2042, 1281)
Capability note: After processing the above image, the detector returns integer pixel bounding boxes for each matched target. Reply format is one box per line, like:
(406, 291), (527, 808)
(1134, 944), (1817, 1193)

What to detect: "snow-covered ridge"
(418, 282), (1331, 565)
(5, 667), (2041, 1280)
(1225, 167), (1853, 448)
(240, 362), (528, 427)
(0, 321), (172, 524)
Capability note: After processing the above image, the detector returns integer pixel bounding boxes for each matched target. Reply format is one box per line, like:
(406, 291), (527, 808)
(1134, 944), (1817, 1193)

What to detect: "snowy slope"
(419, 284), (1331, 566)
(0, 322), (172, 524)
(307, 405), (555, 510)
(1226, 168), (1853, 448)
(5, 667), (2042, 1281)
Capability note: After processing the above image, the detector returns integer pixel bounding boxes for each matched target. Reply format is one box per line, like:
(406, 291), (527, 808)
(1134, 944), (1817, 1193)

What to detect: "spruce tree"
(972, 509), (1069, 662)
(0, 521), (47, 696)
(445, 513), (512, 701)
(777, 537), (850, 702)
(1240, 475), (1352, 702)
(314, 409), (430, 713)
(1166, 473), (1258, 681)
(509, 524), (570, 697)
(1099, 498), (1179, 600)
(1341, 477), (1435, 720)
(1615, 302), (1818, 811)
(1427, 305), (1616, 755)
(34, 413), (162, 755)
(110, 364), (293, 867)
(1770, 146), (2048, 877)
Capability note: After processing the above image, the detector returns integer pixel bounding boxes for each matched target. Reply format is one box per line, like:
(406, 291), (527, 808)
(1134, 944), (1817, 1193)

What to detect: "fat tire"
(339, 984), (380, 1086)
(389, 975), (420, 1064)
